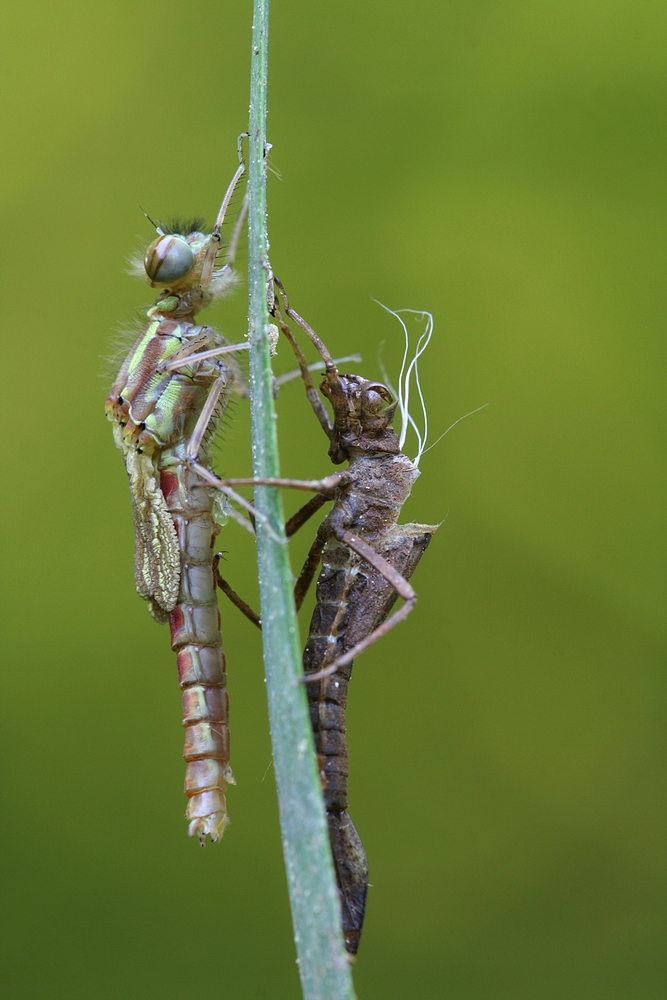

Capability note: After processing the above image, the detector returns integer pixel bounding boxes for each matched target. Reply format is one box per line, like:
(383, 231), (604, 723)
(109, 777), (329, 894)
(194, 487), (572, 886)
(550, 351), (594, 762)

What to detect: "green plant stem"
(246, 3), (356, 998)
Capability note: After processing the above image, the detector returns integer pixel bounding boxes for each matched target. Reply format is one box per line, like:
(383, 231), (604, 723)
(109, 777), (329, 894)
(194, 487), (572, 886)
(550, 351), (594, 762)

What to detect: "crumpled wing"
(125, 450), (180, 623)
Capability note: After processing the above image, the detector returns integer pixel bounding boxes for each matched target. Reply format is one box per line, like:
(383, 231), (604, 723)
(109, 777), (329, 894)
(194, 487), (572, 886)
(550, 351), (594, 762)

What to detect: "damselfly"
(106, 151), (249, 844)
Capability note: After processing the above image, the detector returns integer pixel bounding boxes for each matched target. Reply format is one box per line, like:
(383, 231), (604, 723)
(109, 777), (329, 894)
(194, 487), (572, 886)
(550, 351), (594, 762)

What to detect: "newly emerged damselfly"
(106, 149), (250, 844)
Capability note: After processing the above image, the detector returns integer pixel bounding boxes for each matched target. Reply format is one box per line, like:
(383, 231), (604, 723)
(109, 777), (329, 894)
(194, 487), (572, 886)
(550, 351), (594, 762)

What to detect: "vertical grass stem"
(246, 3), (357, 997)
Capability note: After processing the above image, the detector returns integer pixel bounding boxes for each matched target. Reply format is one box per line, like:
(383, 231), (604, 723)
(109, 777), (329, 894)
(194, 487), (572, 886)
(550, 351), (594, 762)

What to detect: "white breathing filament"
(373, 303), (433, 466)
(420, 402), (489, 456)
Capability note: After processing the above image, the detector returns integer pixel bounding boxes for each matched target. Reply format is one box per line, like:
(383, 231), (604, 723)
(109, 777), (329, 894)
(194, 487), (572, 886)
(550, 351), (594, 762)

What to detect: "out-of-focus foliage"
(1, 2), (664, 997)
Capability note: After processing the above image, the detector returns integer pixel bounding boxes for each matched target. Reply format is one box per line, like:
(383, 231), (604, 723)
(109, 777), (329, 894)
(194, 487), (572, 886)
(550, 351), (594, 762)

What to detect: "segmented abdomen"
(302, 524), (435, 952)
(303, 527), (434, 811)
(302, 540), (367, 954)
(303, 543), (355, 810)
(161, 454), (233, 843)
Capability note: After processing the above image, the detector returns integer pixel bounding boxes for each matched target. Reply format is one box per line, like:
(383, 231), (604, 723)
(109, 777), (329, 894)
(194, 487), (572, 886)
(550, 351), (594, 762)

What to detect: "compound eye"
(144, 235), (194, 284)
(360, 384), (393, 414)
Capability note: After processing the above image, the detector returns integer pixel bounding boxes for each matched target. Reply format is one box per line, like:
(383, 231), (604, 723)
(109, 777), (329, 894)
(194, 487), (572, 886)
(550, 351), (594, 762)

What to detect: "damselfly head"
(144, 233), (195, 285)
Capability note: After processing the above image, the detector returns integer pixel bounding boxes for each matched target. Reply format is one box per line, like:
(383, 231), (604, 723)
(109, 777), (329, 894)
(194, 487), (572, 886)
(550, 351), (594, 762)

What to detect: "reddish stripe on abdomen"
(160, 469), (179, 505)
(168, 605), (185, 643)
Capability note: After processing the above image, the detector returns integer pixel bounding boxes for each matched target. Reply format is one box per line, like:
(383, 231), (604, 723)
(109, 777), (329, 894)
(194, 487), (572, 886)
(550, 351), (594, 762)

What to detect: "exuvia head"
(320, 372), (399, 462)
(320, 373), (396, 430)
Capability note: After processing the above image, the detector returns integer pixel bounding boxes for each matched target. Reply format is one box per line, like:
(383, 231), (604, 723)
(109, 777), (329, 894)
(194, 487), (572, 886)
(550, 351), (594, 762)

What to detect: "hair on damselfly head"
(373, 302), (433, 466)
(159, 217), (210, 237)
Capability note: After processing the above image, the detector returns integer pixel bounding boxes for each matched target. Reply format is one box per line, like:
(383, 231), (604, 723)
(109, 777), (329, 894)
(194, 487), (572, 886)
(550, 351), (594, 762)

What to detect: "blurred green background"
(1, 1), (665, 997)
